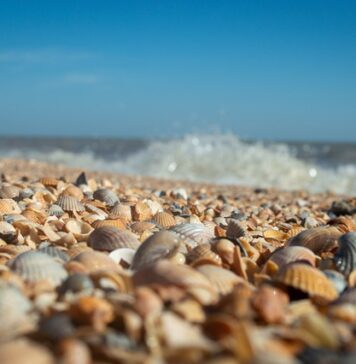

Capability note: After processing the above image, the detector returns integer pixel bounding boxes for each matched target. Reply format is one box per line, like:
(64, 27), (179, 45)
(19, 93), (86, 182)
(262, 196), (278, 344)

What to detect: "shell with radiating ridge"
(274, 262), (338, 301)
(92, 218), (126, 230)
(39, 176), (59, 187)
(93, 188), (119, 207)
(153, 211), (176, 228)
(187, 243), (223, 267)
(262, 246), (317, 273)
(88, 226), (140, 251)
(61, 184), (84, 201)
(226, 219), (246, 239)
(48, 204), (64, 217)
(196, 264), (245, 295)
(56, 195), (85, 213)
(72, 251), (121, 272)
(38, 246), (70, 263)
(328, 216), (356, 234)
(131, 230), (182, 270)
(8, 251), (68, 286)
(333, 232), (356, 276)
(0, 199), (21, 215)
(170, 223), (214, 249)
(287, 226), (341, 254)
(109, 202), (132, 221)
(0, 185), (20, 199)
(131, 221), (156, 234)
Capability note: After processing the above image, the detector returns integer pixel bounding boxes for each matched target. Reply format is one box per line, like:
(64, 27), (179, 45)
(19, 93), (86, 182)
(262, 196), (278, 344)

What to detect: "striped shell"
(93, 188), (119, 207)
(92, 218), (126, 230)
(226, 219), (246, 239)
(187, 243), (222, 267)
(170, 223), (214, 249)
(0, 185), (20, 199)
(109, 202), (132, 221)
(153, 211), (176, 228)
(131, 230), (182, 270)
(39, 176), (59, 187)
(56, 195), (85, 213)
(274, 262), (338, 301)
(0, 199), (21, 215)
(61, 184), (84, 200)
(287, 226), (341, 254)
(334, 232), (356, 276)
(38, 246), (70, 263)
(8, 251), (68, 286)
(88, 226), (140, 251)
(48, 204), (64, 217)
(72, 251), (120, 272)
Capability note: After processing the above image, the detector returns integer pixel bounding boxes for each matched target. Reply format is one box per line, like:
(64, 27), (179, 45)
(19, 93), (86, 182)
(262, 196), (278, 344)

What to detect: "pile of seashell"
(0, 170), (355, 363)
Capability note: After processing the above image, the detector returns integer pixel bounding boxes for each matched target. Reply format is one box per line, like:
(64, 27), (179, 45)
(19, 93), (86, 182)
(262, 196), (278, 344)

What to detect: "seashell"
(153, 211), (176, 228)
(88, 226), (140, 251)
(84, 203), (108, 218)
(38, 245), (70, 263)
(0, 185), (20, 199)
(40, 176), (59, 187)
(22, 208), (47, 224)
(56, 195), (85, 213)
(131, 230), (182, 270)
(133, 286), (163, 318)
(333, 287), (356, 305)
(196, 264), (245, 295)
(8, 251), (68, 287)
(109, 202), (132, 221)
(61, 184), (84, 201)
(287, 226), (341, 254)
(132, 201), (152, 221)
(72, 251), (121, 272)
(131, 221), (156, 234)
(67, 243), (93, 258)
(65, 219), (93, 241)
(109, 248), (135, 268)
(0, 221), (17, 242)
(226, 219), (246, 239)
(0, 198), (21, 215)
(3, 213), (27, 224)
(212, 238), (236, 266)
(92, 218), (126, 230)
(187, 243), (222, 267)
(328, 216), (356, 233)
(322, 270), (347, 294)
(93, 188), (119, 207)
(262, 246), (317, 274)
(59, 273), (94, 296)
(274, 262), (338, 301)
(48, 204), (64, 217)
(170, 223), (214, 249)
(90, 270), (132, 293)
(263, 229), (288, 241)
(333, 232), (356, 276)
(0, 244), (31, 257)
(38, 313), (75, 341)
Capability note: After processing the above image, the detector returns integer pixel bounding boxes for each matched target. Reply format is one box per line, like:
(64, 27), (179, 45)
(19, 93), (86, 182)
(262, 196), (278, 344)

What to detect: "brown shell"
(92, 218), (126, 230)
(88, 226), (140, 251)
(328, 216), (356, 234)
(22, 208), (47, 224)
(153, 211), (176, 228)
(274, 262), (338, 301)
(170, 223), (214, 249)
(131, 230), (182, 270)
(93, 188), (119, 207)
(72, 251), (121, 272)
(131, 221), (156, 234)
(287, 226), (341, 254)
(0, 185), (20, 199)
(56, 195), (85, 213)
(0, 199), (21, 215)
(187, 243), (223, 267)
(40, 176), (59, 187)
(61, 184), (84, 201)
(132, 201), (152, 221)
(226, 219), (246, 239)
(8, 251), (68, 287)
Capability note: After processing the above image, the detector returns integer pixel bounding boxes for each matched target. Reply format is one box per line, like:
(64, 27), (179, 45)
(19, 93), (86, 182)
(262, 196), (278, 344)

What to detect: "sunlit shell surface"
(170, 223), (214, 248)
(61, 184), (84, 201)
(131, 230), (181, 270)
(109, 248), (136, 267)
(88, 226), (140, 251)
(187, 243), (223, 267)
(275, 262), (338, 301)
(0, 185), (20, 199)
(92, 218), (126, 230)
(8, 251), (68, 286)
(39, 246), (70, 263)
(56, 195), (85, 213)
(93, 188), (119, 207)
(287, 226), (341, 254)
(334, 232), (356, 276)
(0, 199), (21, 215)
(72, 251), (120, 272)
(153, 211), (176, 228)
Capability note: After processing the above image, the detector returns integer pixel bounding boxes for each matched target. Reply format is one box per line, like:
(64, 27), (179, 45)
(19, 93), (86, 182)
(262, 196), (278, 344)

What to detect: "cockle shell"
(187, 243), (222, 267)
(170, 223), (214, 249)
(131, 221), (156, 234)
(109, 202), (132, 221)
(333, 232), (356, 276)
(328, 216), (356, 234)
(131, 230), (182, 270)
(93, 188), (119, 207)
(48, 204), (64, 217)
(8, 251), (68, 287)
(153, 211), (176, 228)
(88, 226), (140, 251)
(72, 251), (121, 272)
(287, 226), (341, 254)
(274, 262), (338, 301)
(0, 199), (21, 215)
(226, 219), (246, 239)
(39, 246), (70, 263)
(40, 176), (59, 187)
(0, 185), (20, 199)
(61, 184), (84, 201)
(322, 270), (347, 294)
(56, 195), (85, 213)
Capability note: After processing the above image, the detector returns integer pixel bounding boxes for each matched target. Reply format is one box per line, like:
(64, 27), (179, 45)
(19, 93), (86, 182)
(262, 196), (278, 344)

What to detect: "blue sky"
(0, 0), (355, 141)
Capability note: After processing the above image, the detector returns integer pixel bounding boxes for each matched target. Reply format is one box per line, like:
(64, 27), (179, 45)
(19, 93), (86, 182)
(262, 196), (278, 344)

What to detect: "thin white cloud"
(63, 73), (100, 85)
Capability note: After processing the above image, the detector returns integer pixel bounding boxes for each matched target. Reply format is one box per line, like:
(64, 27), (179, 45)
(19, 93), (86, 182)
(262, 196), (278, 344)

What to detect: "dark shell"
(322, 270), (347, 294)
(58, 273), (94, 295)
(93, 188), (119, 207)
(334, 287), (356, 305)
(226, 219), (246, 239)
(88, 226), (140, 251)
(334, 232), (356, 276)
(39, 314), (75, 341)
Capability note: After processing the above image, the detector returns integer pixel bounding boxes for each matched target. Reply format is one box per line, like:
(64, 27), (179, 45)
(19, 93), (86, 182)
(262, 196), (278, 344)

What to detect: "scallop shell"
(65, 219), (93, 240)
(287, 226), (341, 254)
(109, 202), (132, 221)
(61, 184), (84, 201)
(274, 262), (338, 301)
(153, 211), (176, 228)
(131, 230), (182, 270)
(0, 185), (20, 199)
(88, 226), (140, 251)
(56, 195), (85, 213)
(93, 188), (119, 207)
(0, 199), (21, 215)
(38, 246), (70, 263)
(187, 243), (222, 267)
(8, 251), (68, 286)
(48, 204), (64, 217)
(92, 218), (126, 230)
(334, 232), (356, 276)
(40, 176), (59, 187)
(170, 223), (214, 249)
(72, 251), (121, 272)
(226, 219), (246, 239)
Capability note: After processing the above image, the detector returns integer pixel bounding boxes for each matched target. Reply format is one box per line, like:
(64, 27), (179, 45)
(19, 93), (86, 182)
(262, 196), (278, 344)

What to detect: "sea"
(0, 134), (355, 195)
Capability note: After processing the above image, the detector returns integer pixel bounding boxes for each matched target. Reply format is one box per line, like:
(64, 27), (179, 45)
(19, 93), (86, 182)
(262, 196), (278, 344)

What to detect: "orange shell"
(39, 176), (59, 187)
(61, 185), (84, 201)
(0, 199), (21, 215)
(92, 218), (126, 230)
(56, 195), (85, 213)
(153, 211), (176, 228)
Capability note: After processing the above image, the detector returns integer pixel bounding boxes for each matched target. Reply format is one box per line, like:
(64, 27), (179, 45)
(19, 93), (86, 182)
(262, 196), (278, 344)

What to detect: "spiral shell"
(93, 188), (119, 207)
(56, 195), (85, 213)
(333, 232), (356, 276)
(170, 223), (214, 249)
(153, 211), (176, 228)
(88, 226), (140, 251)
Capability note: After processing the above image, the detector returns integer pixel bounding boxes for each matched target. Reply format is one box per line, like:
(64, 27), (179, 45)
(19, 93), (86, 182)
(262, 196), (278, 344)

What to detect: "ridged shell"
(22, 208), (47, 224)
(131, 230), (182, 270)
(61, 184), (84, 200)
(65, 219), (93, 240)
(274, 262), (338, 301)
(39, 176), (59, 187)
(56, 195), (85, 213)
(187, 244), (222, 267)
(109, 202), (132, 221)
(92, 218), (126, 230)
(72, 251), (121, 272)
(226, 219), (246, 239)
(88, 226), (140, 251)
(38, 246), (70, 263)
(48, 204), (64, 217)
(0, 185), (20, 199)
(8, 251), (68, 286)
(93, 188), (119, 207)
(333, 232), (356, 276)
(59, 273), (94, 295)
(328, 216), (356, 234)
(153, 211), (176, 228)
(196, 264), (244, 295)
(0, 199), (21, 215)
(287, 226), (341, 254)
(170, 223), (214, 249)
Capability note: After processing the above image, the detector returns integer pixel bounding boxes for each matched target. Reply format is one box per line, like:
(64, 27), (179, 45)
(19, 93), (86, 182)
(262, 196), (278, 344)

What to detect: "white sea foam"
(2, 134), (356, 194)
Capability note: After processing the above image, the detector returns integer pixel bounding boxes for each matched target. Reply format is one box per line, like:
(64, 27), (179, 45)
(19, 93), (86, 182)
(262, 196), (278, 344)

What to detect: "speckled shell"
(38, 246), (70, 263)
(287, 226), (341, 254)
(131, 230), (182, 270)
(153, 211), (176, 228)
(187, 243), (223, 267)
(56, 195), (85, 213)
(334, 232), (356, 276)
(226, 219), (245, 239)
(275, 262), (338, 301)
(93, 188), (119, 207)
(0, 185), (20, 199)
(8, 251), (68, 286)
(72, 251), (121, 272)
(0, 199), (21, 215)
(170, 223), (214, 249)
(88, 226), (140, 251)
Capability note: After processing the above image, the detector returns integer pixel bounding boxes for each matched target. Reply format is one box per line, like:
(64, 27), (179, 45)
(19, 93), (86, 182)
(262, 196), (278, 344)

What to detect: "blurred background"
(0, 1), (355, 193)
